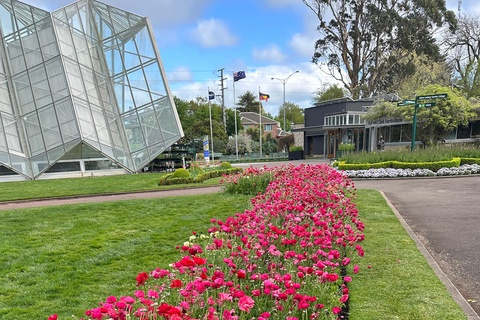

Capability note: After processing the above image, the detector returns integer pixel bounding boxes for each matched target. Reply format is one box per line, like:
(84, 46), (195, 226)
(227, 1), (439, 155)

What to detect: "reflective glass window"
(45, 58), (70, 100)
(122, 110), (145, 152)
(29, 64), (53, 109)
(5, 32), (27, 74)
(23, 112), (46, 156)
(13, 72), (35, 114)
(36, 19), (60, 61)
(38, 105), (62, 150)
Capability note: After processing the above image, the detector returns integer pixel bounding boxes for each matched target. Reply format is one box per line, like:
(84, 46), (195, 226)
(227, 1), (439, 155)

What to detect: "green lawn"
(0, 192), (252, 320)
(349, 190), (467, 319)
(0, 173), (223, 202)
(0, 188), (467, 319)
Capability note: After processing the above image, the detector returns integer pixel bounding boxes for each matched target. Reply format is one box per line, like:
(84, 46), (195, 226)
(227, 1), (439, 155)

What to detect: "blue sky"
(30, 0), (480, 116)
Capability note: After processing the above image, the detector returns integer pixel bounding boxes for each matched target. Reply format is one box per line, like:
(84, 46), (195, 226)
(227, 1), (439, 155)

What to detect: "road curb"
(379, 190), (480, 320)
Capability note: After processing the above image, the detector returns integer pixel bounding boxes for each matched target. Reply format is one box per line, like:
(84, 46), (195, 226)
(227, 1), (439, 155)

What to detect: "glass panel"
(108, 7), (131, 34)
(80, 65), (100, 106)
(0, 2), (16, 36)
(36, 18), (60, 61)
(56, 99), (79, 143)
(30, 64), (52, 109)
(10, 153), (29, 176)
(45, 58), (70, 100)
(457, 124), (471, 139)
(106, 114), (126, 150)
(53, 18), (76, 60)
(65, 2), (83, 31)
(5, 32), (27, 74)
(0, 117), (8, 154)
(349, 114), (354, 125)
(113, 76), (134, 113)
(472, 121), (480, 137)
(38, 105), (62, 150)
(90, 105), (110, 146)
(131, 149), (149, 170)
(71, 27), (91, 67)
(32, 7), (50, 23)
(72, 97), (97, 143)
(2, 114), (23, 154)
(0, 80), (14, 114)
(148, 143), (166, 160)
(23, 112), (46, 156)
(401, 124), (412, 142)
(13, 1), (34, 30)
(143, 62), (167, 97)
(96, 73), (115, 112)
(64, 59), (86, 100)
(122, 110), (145, 152)
(31, 152), (49, 176)
(13, 72), (35, 115)
(134, 26), (156, 61)
(154, 98), (180, 140)
(391, 125), (401, 142)
(85, 159), (122, 170)
(46, 145), (66, 163)
(45, 160), (81, 172)
(20, 28), (43, 69)
(138, 105), (163, 146)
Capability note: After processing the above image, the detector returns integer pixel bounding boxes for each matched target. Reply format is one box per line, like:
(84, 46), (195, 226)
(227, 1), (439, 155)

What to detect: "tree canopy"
(236, 91), (264, 114)
(364, 85), (475, 146)
(302, 0), (456, 99)
(312, 84), (346, 103)
(275, 102), (304, 131)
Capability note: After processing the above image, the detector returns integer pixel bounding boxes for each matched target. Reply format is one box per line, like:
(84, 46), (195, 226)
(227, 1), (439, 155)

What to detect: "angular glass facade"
(0, 0), (183, 179)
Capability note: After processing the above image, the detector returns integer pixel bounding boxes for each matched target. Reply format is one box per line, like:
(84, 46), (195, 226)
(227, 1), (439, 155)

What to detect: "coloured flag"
(234, 71), (246, 82)
(259, 92), (270, 101)
(208, 91), (215, 100)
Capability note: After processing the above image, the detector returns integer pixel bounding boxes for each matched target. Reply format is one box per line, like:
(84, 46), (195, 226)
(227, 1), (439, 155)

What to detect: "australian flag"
(234, 71), (246, 82)
(208, 91), (215, 100)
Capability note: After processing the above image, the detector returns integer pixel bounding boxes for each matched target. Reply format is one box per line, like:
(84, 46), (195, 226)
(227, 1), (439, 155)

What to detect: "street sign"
(397, 99), (416, 106)
(416, 94), (448, 100)
(418, 102), (436, 108)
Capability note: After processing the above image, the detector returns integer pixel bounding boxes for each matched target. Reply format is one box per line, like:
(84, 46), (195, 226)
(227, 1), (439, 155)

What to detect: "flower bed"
(340, 164), (480, 179)
(57, 164), (364, 320)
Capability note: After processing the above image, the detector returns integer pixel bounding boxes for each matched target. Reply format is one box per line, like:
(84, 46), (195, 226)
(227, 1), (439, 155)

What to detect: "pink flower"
(180, 301), (190, 309)
(134, 290), (145, 298)
(260, 312), (271, 318)
(148, 289), (159, 299)
(332, 306), (342, 314)
(354, 265), (359, 274)
(344, 276), (352, 282)
(238, 295), (255, 312)
(340, 294), (349, 303)
(48, 315), (57, 320)
(106, 296), (116, 304)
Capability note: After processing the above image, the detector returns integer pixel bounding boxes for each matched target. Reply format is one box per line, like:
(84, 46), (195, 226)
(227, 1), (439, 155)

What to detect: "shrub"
(220, 162), (232, 169)
(172, 168), (190, 178)
(337, 158), (461, 172)
(338, 143), (355, 151)
(289, 146), (303, 152)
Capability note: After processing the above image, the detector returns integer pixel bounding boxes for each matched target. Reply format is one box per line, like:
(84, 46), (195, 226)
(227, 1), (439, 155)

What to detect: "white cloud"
(166, 67), (193, 82)
(43, 0), (215, 27)
(191, 18), (238, 48)
(288, 33), (317, 59)
(252, 45), (287, 63)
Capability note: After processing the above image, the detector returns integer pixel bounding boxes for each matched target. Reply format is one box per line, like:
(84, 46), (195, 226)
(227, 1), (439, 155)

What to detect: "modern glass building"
(0, 0), (183, 180)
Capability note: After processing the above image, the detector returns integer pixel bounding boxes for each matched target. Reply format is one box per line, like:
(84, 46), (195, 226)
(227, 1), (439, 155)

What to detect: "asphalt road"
(354, 176), (480, 318)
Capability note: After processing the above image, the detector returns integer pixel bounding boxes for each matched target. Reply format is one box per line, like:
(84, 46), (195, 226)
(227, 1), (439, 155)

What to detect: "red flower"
(237, 270), (246, 279)
(136, 272), (149, 287)
(170, 279), (183, 288)
(48, 315), (57, 320)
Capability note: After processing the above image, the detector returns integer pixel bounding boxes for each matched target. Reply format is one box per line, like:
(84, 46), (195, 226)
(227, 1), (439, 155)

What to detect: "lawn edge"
(379, 190), (480, 320)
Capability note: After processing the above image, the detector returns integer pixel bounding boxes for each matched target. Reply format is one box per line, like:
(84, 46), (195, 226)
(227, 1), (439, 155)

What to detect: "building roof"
(240, 112), (279, 125)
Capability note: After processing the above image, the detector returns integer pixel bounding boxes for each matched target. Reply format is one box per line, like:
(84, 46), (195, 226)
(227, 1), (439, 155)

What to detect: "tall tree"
(444, 14), (480, 98)
(236, 91), (264, 114)
(302, 0), (456, 99)
(364, 85), (474, 146)
(312, 84), (346, 103)
(275, 102), (304, 131)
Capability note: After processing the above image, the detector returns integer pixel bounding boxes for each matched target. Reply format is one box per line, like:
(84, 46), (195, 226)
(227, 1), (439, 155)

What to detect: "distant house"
(240, 112), (284, 138)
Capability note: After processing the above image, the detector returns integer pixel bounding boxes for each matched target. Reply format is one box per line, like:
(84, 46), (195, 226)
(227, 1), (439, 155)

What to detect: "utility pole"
(217, 68), (227, 130)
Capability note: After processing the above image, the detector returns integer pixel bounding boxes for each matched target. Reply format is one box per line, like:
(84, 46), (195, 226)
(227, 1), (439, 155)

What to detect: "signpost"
(397, 94), (447, 151)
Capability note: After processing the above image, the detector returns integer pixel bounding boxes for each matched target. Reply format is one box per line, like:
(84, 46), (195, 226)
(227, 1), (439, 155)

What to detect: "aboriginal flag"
(259, 92), (270, 101)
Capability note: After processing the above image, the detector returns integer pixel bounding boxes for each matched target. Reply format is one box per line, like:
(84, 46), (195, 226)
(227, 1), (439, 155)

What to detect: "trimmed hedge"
(158, 167), (243, 185)
(337, 157), (461, 172)
(459, 158), (480, 165)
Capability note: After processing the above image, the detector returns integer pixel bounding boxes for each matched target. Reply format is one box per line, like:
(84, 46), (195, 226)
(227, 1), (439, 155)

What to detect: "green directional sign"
(397, 100), (416, 106)
(418, 102), (436, 108)
(416, 94), (448, 100)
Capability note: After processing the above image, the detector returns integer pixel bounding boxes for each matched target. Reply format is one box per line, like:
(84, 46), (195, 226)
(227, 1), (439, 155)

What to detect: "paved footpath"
(354, 176), (480, 319)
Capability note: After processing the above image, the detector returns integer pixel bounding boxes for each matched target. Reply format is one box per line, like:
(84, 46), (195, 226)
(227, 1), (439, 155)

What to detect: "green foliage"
(337, 158), (461, 172)
(365, 85), (475, 146)
(225, 108), (243, 137)
(159, 167), (243, 186)
(0, 193), (251, 320)
(226, 135), (252, 155)
(220, 162), (232, 169)
(172, 168), (190, 178)
(312, 84), (346, 103)
(303, 0), (456, 98)
(338, 143), (355, 151)
(289, 146), (303, 152)
(236, 91), (263, 113)
(222, 173), (274, 196)
(274, 102), (304, 131)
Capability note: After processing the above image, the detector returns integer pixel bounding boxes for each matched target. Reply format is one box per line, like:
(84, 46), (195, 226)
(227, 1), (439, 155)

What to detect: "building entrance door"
(327, 130), (337, 158)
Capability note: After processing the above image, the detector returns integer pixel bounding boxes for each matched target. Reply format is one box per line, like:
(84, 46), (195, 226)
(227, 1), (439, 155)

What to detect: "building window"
(264, 124), (272, 131)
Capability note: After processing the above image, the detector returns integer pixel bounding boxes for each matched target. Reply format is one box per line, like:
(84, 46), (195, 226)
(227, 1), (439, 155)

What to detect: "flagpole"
(259, 86), (262, 158)
(233, 72), (238, 159)
(208, 87), (214, 162)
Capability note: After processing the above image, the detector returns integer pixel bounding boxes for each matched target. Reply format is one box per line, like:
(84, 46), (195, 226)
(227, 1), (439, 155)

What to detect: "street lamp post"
(272, 70), (299, 132)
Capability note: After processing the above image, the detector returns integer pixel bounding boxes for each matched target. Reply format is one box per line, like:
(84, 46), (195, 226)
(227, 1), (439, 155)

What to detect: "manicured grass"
(0, 192), (251, 320)
(0, 173), (223, 202)
(349, 189), (467, 319)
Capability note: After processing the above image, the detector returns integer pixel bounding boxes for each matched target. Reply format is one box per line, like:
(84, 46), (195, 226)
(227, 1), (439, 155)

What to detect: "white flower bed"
(338, 164), (480, 178)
